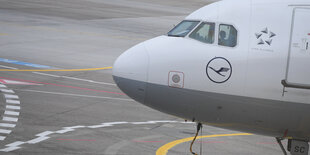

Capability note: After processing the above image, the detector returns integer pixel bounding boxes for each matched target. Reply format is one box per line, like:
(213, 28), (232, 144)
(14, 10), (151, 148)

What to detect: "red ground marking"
(132, 140), (162, 143)
(57, 139), (96, 141)
(0, 79), (7, 84)
(0, 76), (124, 95)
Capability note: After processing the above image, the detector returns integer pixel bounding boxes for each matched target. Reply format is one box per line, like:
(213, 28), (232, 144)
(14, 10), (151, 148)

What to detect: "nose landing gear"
(190, 122), (202, 155)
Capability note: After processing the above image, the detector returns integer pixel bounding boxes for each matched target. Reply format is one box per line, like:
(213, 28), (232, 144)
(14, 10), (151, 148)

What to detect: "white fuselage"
(113, 0), (310, 141)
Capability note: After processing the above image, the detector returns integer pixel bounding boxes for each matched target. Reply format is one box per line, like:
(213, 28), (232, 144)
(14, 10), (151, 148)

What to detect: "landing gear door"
(284, 8), (310, 88)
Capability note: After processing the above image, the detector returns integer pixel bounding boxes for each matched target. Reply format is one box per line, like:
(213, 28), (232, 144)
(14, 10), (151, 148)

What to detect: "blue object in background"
(0, 58), (53, 69)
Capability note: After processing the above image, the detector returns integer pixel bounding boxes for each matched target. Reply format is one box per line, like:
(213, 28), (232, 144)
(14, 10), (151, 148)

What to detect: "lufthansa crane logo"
(206, 57), (232, 83)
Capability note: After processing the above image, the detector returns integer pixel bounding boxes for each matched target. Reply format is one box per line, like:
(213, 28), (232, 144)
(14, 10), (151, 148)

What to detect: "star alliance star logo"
(255, 27), (276, 46)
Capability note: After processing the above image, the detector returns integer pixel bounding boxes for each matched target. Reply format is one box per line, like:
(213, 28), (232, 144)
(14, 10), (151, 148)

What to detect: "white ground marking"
(0, 136), (6, 141)
(0, 123), (16, 128)
(4, 94), (19, 99)
(64, 125), (86, 129)
(36, 131), (54, 137)
(131, 120), (178, 125)
(0, 65), (18, 70)
(0, 120), (188, 152)
(6, 99), (20, 104)
(0, 141), (24, 152)
(0, 84), (20, 141)
(88, 122), (128, 128)
(15, 89), (133, 101)
(55, 128), (74, 134)
(0, 129), (11, 134)
(0, 79), (41, 85)
(62, 76), (116, 86)
(55, 126), (86, 134)
(6, 105), (20, 110)
(2, 117), (18, 122)
(7, 141), (25, 147)
(87, 124), (113, 128)
(27, 137), (50, 144)
(33, 72), (116, 86)
(0, 89), (14, 93)
(0, 146), (20, 152)
(4, 111), (19, 116)
(0, 84), (6, 88)
(32, 72), (61, 78)
(132, 121), (157, 125)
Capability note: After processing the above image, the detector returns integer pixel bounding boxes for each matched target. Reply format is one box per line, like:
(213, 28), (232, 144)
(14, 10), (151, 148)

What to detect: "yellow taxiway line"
(156, 133), (253, 155)
(0, 66), (112, 72)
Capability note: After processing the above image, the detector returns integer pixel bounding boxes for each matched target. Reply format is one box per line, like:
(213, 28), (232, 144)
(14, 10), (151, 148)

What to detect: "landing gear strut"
(190, 122), (202, 155)
(276, 137), (287, 155)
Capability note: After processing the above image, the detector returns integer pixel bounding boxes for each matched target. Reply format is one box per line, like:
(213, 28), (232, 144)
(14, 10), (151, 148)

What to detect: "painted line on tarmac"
(0, 76), (124, 95)
(4, 111), (20, 116)
(6, 100), (20, 105)
(0, 66), (112, 72)
(0, 123), (16, 128)
(33, 72), (116, 86)
(156, 133), (253, 155)
(0, 64), (115, 86)
(15, 89), (133, 101)
(32, 72), (61, 78)
(0, 120), (191, 152)
(4, 94), (18, 99)
(0, 58), (53, 69)
(0, 65), (17, 70)
(2, 117), (18, 122)
(1, 89), (14, 93)
(0, 79), (42, 86)
(6, 106), (20, 110)
(0, 84), (21, 141)
(0, 84), (6, 88)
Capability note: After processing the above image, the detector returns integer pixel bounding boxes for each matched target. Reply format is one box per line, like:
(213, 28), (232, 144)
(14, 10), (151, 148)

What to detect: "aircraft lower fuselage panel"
(114, 76), (310, 139)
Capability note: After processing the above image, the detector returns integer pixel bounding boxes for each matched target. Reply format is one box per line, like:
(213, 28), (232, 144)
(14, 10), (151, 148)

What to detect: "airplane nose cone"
(112, 43), (149, 103)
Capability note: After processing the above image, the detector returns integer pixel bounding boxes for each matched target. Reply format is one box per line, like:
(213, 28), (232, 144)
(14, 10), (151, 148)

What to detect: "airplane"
(112, 0), (310, 154)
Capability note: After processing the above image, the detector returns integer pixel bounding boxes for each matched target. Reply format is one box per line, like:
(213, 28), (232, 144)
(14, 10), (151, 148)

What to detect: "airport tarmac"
(0, 0), (285, 154)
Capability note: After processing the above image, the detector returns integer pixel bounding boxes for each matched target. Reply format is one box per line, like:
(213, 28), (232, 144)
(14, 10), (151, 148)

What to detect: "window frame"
(167, 20), (201, 38)
(218, 24), (238, 48)
(188, 22), (216, 44)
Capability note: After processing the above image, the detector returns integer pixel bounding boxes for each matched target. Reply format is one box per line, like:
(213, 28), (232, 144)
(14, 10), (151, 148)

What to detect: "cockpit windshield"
(167, 20), (200, 37)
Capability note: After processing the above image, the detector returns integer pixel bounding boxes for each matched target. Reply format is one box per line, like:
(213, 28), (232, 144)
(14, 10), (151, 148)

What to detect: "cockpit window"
(218, 24), (237, 47)
(167, 20), (199, 37)
(189, 22), (215, 44)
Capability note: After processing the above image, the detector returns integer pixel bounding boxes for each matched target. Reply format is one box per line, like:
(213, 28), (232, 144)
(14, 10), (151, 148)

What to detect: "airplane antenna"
(190, 122), (202, 155)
